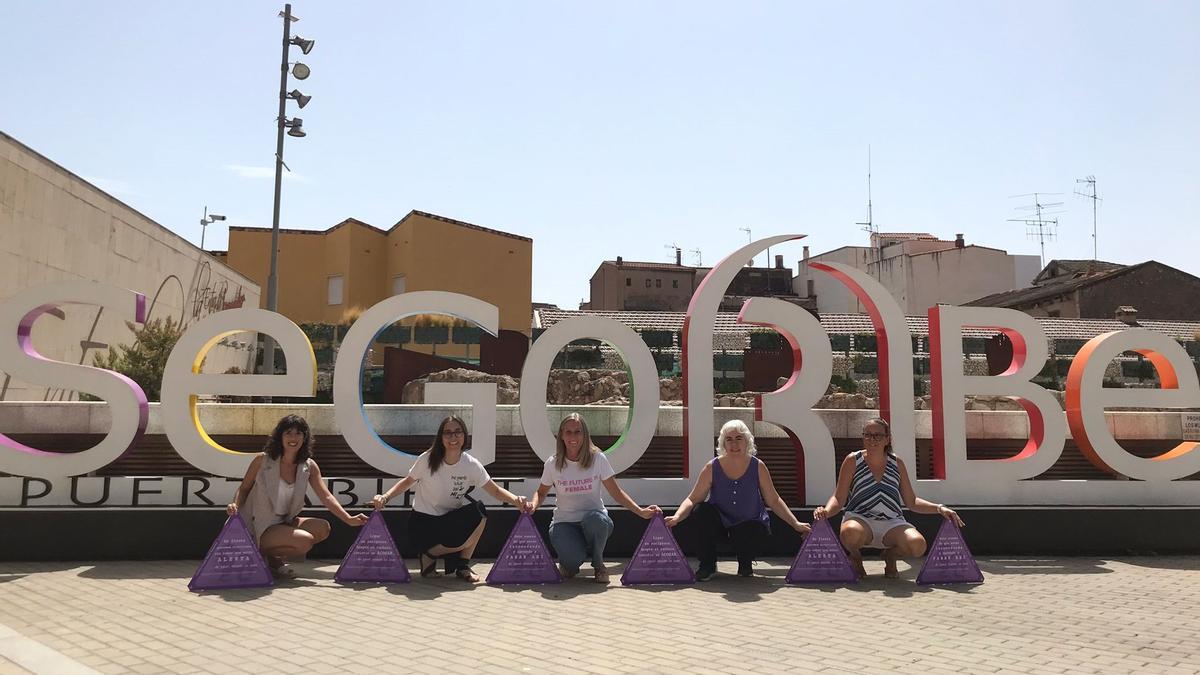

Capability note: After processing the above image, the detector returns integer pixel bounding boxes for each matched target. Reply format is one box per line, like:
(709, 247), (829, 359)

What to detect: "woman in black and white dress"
(372, 415), (528, 582)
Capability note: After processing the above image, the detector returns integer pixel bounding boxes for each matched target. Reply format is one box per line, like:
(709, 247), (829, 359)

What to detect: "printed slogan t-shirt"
(539, 452), (617, 524)
(408, 451), (491, 516)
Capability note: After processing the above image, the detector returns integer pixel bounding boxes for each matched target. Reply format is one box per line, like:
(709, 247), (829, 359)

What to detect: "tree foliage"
(92, 318), (183, 401)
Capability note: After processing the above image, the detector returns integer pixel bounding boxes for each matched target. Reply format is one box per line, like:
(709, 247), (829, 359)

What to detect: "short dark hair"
(264, 414), (314, 463)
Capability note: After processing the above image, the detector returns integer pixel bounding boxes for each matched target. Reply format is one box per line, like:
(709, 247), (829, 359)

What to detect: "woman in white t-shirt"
(527, 413), (660, 583)
(372, 415), (527, 582)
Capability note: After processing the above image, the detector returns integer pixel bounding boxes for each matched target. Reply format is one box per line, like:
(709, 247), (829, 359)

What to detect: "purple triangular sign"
(189, 514), (274, 591)
(621, 513), (694, 585)
(335, 511), (412, 584)
(785, 518), (859, 584)
(486, 512), (562, 585)
(916, 519), (983, 585)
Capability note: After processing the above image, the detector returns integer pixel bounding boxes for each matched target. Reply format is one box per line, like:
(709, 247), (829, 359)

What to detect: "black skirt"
(407, 502), (488, 553)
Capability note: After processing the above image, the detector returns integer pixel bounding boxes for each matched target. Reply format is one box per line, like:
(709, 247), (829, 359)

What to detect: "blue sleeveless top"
(707, 456), (770, 528)
(844, 450), (904, 521)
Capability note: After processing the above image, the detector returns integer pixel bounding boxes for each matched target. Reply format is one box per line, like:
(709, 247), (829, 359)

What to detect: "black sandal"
(419, 552), (442, 578)
(442, 552), (463, 576)
(454, 559), (479, 582)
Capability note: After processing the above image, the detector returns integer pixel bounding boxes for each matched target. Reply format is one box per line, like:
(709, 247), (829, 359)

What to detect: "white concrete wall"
(797, 247), (873, 313)
(0, 133), (261, 401)
(904, 247), (1016, 314)
(797, 244), (1042, 316)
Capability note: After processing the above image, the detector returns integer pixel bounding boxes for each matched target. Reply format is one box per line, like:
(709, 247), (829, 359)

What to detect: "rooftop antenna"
(1074, 175), (1101, 263)
(739, 227), (752, 266)
(1008, 192), (1064, 269)
(690, 248), (702, 266)
(663, 243), (682, 265)
(855, 146), (881, 278)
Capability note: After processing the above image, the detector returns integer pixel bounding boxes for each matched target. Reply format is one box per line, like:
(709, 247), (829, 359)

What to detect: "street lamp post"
(262, 3), (314, 380)
(199, 207), (225, 251)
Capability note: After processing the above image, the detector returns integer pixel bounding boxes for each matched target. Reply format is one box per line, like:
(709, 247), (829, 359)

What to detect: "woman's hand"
(637, 505), (659, 519)
(345, 513), (369, 527)
(371, 494), (387, 511)
(792, 521), (812, 535)
(226, 502), (238, 516)
(513, 495), (532, 513)
(812, 506), (828, 521)
(664, 514), (682, 528)
(937, 505), (965, 528)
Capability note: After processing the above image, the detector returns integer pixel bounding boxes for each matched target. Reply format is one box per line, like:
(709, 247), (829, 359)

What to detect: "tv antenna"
(664, 243), (682, 264)
(1074, 175), (1102, 262)
(739, 227), (752, 266)
(855, 146), (880, 277)
(1008, 192), (1064, 269)
(690, 248), (702, 266)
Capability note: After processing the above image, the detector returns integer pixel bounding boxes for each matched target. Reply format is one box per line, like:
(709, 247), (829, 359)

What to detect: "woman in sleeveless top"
(813, 417), (964, 579)
(371, 415), (529, 582)
(226, 415), (368, 580)
(666, 420), (811, 581)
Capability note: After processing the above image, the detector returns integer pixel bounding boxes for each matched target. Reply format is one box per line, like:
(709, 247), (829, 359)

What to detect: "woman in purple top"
(666, 420), (810, 580)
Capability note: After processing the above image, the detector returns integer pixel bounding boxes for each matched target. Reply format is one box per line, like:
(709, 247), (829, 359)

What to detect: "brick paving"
(0, 557), (1198, 674)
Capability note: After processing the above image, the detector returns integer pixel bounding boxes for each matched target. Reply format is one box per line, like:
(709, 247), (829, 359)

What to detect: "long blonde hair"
(554, 413), (599, 471)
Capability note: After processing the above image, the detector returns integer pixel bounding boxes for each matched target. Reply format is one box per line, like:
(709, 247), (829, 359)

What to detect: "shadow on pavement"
(192, 587), (275, 601)
(976, 558), (1114, 575)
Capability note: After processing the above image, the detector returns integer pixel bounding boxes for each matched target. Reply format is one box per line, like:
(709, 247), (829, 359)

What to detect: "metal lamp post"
(199, 207), (225, 250)
(262, 3), (314, 380)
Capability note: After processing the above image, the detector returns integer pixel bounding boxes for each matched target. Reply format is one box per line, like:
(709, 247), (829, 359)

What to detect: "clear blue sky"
(3, 2), (1197, 310)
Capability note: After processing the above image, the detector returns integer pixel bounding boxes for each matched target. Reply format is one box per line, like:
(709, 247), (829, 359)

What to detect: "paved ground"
(0, 556), (1198, 674)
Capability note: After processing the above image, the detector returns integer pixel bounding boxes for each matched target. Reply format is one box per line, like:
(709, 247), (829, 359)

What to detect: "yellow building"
(224, 210), (532, 361)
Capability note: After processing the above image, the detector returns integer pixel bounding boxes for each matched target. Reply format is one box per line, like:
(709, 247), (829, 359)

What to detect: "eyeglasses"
(442, 429), (465, 437)
(862, 433), (888, 440)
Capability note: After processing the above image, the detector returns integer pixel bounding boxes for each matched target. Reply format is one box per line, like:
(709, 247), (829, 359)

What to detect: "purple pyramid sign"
(486, 513), (562, 585)
(917, 519), (983, 585)
(785, 518), (858, 584)
(621, 514), (694, 585)
(189, 514), (274, 591)
(335, 511), (412, 584)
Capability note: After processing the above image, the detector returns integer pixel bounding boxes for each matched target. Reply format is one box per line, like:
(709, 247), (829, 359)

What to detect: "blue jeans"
(548, 510), (614, 573)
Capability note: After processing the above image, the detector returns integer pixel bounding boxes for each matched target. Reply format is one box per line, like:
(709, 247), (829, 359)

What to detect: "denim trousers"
(548, 509), (614, 572)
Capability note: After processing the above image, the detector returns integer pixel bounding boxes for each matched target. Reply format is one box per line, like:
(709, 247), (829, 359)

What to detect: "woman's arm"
(897, 457), (964, 526)
(759, 462), (811, 534)
(226, 454), (264, 515)
(664, 464), (713, 527)
(371, 475), (417, 510)
(308, 461), (369, 526)
(602, 477), (660, 519)
(528, 482), (552, 511)
(483, 479), (529, 511)
(813, 454), (856, 520)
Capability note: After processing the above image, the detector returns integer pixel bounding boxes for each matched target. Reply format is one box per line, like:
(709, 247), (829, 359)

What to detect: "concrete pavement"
(1, 556), (1198, 674)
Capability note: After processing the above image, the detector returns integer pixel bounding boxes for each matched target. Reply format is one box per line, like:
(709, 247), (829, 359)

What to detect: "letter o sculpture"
(519, 316), (660, 474)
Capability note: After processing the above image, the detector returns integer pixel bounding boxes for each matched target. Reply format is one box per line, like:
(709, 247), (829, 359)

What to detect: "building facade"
(0, 131), (260, 401)
(224, 210), (533, 362)
(795, 233), (1041, 315)
(967, 260), (1200, 321)
(586, 256), (800, 312)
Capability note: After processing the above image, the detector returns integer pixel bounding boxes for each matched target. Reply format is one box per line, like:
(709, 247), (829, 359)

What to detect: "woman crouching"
(227, 414), (368, 580)
(372, 415), (527, 582)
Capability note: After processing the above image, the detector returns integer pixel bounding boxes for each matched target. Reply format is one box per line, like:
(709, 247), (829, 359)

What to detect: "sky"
(2, 1), (1197, 310)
